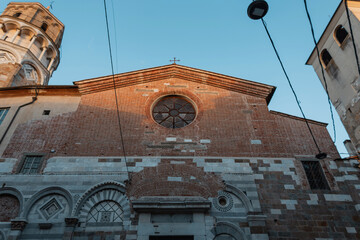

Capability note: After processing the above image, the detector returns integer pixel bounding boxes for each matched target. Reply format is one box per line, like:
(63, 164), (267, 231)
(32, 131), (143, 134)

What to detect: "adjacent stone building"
(307, 0), (360, 154)
(0, 2), (63, 87)
(0, 2), (360, 240)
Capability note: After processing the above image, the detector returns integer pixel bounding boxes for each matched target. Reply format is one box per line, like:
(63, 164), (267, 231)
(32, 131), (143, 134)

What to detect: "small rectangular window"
(43, 110), (50, 115)
(0, 108), (9, 125)
(302, 161), (329, 190)
(20, 155), (43, 174)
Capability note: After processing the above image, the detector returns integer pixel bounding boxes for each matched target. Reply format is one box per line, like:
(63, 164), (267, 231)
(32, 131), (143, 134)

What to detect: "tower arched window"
(41, 23), (48, 32)
(13, 12), (21, 18)
(334, 25), (349, 45)
(320, 49), (333, 68)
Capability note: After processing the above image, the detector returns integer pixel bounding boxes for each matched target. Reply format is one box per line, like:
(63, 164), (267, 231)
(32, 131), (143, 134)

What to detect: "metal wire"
(260, 18), (323, 154)
(303, 0), (337, 143)
(103, 0), (130, 180)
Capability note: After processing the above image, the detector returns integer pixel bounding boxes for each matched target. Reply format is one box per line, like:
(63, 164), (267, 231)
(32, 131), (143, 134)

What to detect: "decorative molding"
(74, 64), (276, 104)
(21, 186), (73, 219)
(132, 196), (211, 213)
(225, 184), (254, 213)
(213, 191), (234, 212)
(10, 219), (27, 231)
(212, 221), (250, 240)
(73, 181), (126, 216)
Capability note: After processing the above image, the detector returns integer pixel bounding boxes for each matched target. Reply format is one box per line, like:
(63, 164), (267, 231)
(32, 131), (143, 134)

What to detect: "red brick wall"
(128, 159), (224, 198)
(2, 78), (339, 160)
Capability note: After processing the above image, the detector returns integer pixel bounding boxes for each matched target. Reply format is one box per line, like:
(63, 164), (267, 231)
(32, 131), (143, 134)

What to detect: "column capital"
(11, 219), (27, 231)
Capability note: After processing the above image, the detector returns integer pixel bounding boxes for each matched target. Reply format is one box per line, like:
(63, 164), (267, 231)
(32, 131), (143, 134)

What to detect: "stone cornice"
(0, 85), (80, 97)
(74, 64), (276, 104)
(132, 196), (211, 213)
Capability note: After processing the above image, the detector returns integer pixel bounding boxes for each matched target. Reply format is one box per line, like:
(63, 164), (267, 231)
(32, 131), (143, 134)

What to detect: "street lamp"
(247, 0), (269, 20)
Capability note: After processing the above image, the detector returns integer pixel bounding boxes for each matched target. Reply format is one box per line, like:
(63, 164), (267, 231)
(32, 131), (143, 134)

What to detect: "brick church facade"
(1, 2), (360, 240)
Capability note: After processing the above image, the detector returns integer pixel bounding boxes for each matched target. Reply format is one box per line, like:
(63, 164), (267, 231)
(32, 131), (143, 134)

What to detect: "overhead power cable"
(303, 0), (337, 143)
(110, 0), (119, 73)
(344, 0), (360, 76)
(260, 18), (325, 157)
(103, 0), (130, 180)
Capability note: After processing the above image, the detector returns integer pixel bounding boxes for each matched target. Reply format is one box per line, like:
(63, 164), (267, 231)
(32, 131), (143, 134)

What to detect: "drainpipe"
(0, 96), (37, 145)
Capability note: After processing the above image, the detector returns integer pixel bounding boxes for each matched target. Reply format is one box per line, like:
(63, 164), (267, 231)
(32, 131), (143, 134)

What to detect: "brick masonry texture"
(0, 67), (358, 240)
(2, 78), (338, 161)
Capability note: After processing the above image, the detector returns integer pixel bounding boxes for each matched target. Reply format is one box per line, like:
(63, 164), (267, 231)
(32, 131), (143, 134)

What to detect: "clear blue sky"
(3, 0), (351, 156)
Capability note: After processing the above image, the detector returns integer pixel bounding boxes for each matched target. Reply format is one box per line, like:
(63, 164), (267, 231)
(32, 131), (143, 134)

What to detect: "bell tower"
(0, 2), (64, 87)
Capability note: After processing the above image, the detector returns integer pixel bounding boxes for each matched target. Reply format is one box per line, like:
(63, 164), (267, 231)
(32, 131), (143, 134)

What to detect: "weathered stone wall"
(0, 156), (359, 239)
(2, 2), (64, 45)
(307, 1), (360, 152)
(0, 63), (20, 87)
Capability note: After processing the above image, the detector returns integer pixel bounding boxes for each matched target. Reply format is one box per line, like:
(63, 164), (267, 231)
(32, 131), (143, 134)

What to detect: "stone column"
(10, 29), (20, 43)
(47, 57), (56, 70)
(63, 217), (79, 240)
(0, 23), (6, 40)
(27, 35), (37, 49)
(8, 219), (27, 240)
(38, 46), (48, 61)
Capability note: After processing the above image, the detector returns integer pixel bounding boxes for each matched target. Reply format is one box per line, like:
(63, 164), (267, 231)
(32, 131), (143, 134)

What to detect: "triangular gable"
(74, 64), (276, 104)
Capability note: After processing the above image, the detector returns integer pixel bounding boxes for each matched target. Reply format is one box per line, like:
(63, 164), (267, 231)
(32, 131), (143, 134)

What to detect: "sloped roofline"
(74, 64), (276, 104)
(270, 110), (328, 126)
(306, 0), (360, 65)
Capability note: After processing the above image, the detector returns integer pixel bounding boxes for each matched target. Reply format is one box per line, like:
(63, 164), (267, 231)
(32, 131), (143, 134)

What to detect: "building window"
(87, 201), (123, 223)
(0, 108), (9, 125)
(41, 23), (48, 32)
(152, 95), (196, 129)
(13, 12), (21, 17)
(301, 161), (329, 190)
(20, 155), (43, 174)
(43, 110), (50, 115)
(320, 49), (333, 68)
(334, 25), (349, 45)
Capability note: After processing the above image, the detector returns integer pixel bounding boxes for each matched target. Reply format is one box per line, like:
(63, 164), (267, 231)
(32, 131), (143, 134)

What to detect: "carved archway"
(225, 184), (254, 212)
(73, 181), (130, 225)
(22, 186), (73, 220)
(212, 222), (248, 240)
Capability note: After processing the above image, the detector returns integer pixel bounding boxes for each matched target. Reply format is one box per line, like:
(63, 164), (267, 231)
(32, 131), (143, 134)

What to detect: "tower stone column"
(0, 2), (64, 87)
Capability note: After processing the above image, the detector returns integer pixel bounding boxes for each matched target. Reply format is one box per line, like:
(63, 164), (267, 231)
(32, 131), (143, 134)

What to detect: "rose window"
(152, 95), (196, 129)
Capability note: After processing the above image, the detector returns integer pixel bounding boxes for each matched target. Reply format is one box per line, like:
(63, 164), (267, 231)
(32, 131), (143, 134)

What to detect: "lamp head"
(247, 0), (269, 20)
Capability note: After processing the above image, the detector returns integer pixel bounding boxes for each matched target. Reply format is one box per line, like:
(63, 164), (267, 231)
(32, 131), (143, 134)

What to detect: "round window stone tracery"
(213, 191), (233, 212)
(152, 95), (196, 129)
